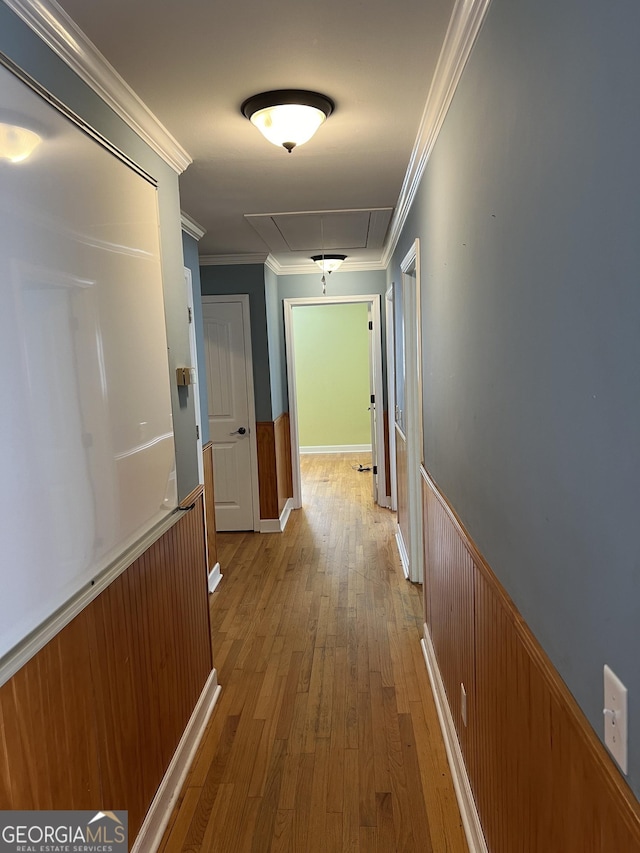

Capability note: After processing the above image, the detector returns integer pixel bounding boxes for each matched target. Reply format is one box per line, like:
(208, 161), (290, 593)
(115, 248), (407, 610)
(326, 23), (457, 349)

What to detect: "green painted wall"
(293, 303), (371, 448)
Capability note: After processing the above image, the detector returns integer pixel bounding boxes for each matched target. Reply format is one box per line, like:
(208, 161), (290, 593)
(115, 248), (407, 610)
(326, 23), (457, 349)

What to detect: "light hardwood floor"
(158, 453), (468, 852)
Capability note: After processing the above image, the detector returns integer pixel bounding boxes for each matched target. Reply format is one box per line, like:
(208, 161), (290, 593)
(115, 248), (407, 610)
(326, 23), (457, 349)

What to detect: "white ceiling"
(55, 0), (455, 270)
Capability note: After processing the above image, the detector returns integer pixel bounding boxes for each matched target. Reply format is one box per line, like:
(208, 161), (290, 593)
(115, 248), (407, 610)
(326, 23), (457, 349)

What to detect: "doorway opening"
(396, 240), (423, 583)
(284, 295), (387, 510)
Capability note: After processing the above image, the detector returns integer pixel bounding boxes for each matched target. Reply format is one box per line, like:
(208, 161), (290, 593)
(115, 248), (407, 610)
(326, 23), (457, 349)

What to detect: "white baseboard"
(260, 498), (294, 534)
(208, 562), (222, 593)
(395, 528), (410, 579)
(280, 497), (293, 531)
(421, 628), (488, 853)
(131, 669), (221, 853)
(299, 444), (372, 454)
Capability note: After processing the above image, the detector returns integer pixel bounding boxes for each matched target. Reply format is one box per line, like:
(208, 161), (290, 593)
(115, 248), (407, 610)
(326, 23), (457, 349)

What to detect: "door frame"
(385, 285), (397, 512)
(184, 267), (204, 484)
(400, 240), (424, 583)
(202, 294), (261, 532)
(284, 294), (387, 510)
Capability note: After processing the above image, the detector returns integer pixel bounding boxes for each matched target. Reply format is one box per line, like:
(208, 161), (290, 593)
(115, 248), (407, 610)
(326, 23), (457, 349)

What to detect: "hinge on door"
(373, 465), (378, 475)
(188, 306), (193, 323)
(196, 424), (200, 440)
(368, 321), (373, 331)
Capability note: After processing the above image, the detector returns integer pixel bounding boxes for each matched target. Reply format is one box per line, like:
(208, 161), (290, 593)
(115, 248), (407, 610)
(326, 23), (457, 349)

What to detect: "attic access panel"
(245, 208), (393, 254)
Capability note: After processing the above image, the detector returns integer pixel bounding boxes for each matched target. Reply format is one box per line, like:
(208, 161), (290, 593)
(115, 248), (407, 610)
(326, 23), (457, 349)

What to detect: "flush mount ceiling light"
(0, 122), (42, 163)
(311, 254), (347, 273)
(241, 90), (334, 153)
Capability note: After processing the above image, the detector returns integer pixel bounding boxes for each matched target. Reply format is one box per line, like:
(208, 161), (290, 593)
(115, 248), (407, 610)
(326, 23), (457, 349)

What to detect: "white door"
(202, 297), (257, 531)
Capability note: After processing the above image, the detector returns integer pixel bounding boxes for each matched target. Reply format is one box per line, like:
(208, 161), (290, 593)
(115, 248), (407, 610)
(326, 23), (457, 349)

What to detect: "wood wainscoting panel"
(421, 469), (640, 851)
(396, 425), (409, 553)
(84, 492), (213, 837)
(203, 442), (218, 570)
(258, 415), (293, 521)
(422, 473), (431, 630)
(256, 421), (279, 520)
(0, 609), (100, 810)
(0, 494), (213, 842)
(274, 412), (293, 515)
(422, 471), (475, 769)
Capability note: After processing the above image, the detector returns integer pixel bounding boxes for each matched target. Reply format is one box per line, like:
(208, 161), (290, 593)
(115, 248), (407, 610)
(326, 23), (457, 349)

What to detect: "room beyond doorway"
(284, 295), (387, 510)
(293, 302), (371, 454)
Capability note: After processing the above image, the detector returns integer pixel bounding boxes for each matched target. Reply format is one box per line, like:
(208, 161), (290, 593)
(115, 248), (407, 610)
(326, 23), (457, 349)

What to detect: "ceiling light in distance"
(311, 254), (347, 273)
(241, 90), (334, 153)
(0, 122), (42, 163)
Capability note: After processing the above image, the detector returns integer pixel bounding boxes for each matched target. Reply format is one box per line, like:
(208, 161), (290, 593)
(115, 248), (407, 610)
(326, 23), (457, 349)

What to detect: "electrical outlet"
(461, 683), (467, 727)
(604, 665), (627, 774)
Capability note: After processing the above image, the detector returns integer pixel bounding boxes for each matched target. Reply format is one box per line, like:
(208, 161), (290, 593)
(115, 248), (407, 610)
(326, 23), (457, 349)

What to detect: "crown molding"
(199, 253), (386, 275)
(199, 253), (269, 266)
(381, 0), (492, 267)
(180, 212), (206, 242)
(266, 255), (387, 276)
(4, 0), (192, 174)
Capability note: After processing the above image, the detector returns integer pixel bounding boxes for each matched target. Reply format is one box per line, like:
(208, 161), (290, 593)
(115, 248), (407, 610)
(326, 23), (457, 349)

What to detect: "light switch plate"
(604, 664), (627, 774)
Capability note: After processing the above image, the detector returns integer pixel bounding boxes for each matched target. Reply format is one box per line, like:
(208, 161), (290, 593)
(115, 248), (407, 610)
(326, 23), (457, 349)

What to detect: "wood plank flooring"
(158, 453), (468, 852)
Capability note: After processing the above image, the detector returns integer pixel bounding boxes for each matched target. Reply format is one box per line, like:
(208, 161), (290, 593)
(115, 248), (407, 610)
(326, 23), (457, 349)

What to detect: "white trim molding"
(131, 669), (221, 853)
(201, 254), (386, 274)
(200, 253), (269, 266)
(4, 0), (192, 174)
(382, 0), (492, 266)
(0, 510), (182, 689)
(385, 286), (398, 512)
(265, 254), (386, 276)
(264, 255), (281, 275)
(260, 498), (294, 534)
(181, 212), (206, 241)
(284, 295), (387, 512)
(400, 241), (424, 584)
(208, 562), (222, 594)
(421, 627), (488, 853)
(300, 444), (372, 454)
(395, 530), (410, 580)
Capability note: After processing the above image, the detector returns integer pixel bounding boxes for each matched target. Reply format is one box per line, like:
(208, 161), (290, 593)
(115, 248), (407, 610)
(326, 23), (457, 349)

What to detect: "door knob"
(230, 426), (247, 435)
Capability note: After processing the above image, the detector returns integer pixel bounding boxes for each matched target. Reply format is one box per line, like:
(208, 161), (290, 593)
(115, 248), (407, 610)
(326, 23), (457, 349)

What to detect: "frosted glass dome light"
(311, 254), (347, 273)
(242, 90), (334, 153)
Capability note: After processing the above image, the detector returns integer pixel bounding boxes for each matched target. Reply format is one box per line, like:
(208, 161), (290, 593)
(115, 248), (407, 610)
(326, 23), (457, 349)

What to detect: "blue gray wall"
(391, 0), (640, 795)
(199, 264), (272, 421)
(182, 232), (209, 444)
(1, 3), (198, 499)
(197, 266), (388, 423)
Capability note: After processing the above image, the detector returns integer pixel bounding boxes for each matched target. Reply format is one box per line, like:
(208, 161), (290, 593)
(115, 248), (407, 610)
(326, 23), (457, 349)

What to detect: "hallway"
(159, 453), (467, 852)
